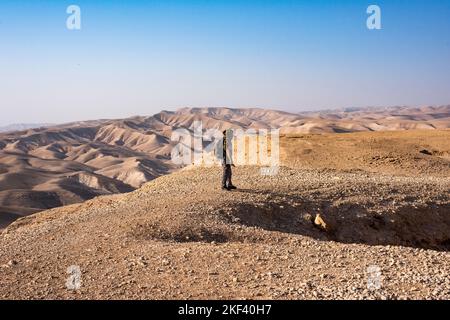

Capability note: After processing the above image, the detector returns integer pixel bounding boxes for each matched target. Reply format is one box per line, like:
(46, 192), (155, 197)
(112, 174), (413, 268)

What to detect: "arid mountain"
(0, 105), (449, 228)
(292, 105), (450, 133)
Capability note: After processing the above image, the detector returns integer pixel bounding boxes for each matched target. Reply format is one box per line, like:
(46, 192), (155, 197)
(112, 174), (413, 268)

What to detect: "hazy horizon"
(1, 0), (450, 126)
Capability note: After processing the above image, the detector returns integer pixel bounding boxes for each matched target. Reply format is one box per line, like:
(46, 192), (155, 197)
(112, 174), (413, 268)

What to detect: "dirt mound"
(127, 185), (450, 251)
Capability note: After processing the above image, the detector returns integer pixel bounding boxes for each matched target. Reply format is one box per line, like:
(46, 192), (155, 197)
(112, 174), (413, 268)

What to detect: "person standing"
(222, 129), (237, 190)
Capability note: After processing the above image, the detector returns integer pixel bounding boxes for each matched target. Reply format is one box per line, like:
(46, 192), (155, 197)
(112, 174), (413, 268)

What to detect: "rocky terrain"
(0, 106), (449, 300)
(1, 106), (449, 228)
(0, 159), (449, 299)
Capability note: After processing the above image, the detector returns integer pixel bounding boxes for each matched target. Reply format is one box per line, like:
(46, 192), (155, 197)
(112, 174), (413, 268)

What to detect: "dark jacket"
(222, 132), (232, 165)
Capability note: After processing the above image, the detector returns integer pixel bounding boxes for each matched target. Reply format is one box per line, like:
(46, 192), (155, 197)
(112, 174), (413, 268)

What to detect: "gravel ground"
(0, 166), (449, 299)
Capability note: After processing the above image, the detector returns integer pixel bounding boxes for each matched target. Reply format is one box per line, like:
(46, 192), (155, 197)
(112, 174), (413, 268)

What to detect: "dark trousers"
(222, 164), (232, 187)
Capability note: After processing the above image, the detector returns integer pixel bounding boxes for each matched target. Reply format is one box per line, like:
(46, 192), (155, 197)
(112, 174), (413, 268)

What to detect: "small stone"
(161, 259), (170, 266)
(314, 214), (336, 232)
(7, 260), (18, 267)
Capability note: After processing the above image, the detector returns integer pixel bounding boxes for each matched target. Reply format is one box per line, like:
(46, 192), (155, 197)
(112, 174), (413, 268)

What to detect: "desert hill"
(292, 105), (450, 133)
(0, 106), (449, 298)
(0, 163), (449, 299)
(0, 106), (449, 228)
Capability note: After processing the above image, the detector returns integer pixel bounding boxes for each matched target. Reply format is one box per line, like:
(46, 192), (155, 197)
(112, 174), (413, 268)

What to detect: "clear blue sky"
(1, 0), (449, 125)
